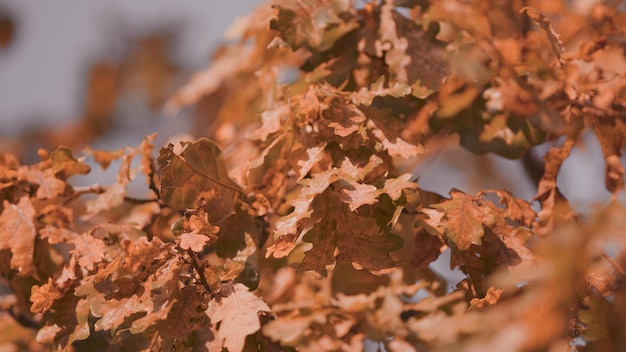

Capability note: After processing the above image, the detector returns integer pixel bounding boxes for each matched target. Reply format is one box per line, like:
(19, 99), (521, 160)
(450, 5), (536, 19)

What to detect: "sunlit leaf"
(0, 197), (37, 276)
(206, 283), (270, 352)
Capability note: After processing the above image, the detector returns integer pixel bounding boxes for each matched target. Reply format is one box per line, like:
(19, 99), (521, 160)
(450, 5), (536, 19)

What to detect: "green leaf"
(158, 138), (243, 223)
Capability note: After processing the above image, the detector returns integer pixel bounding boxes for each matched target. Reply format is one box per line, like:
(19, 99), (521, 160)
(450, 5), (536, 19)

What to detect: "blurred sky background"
(0, 0), (263, 148)
(0, 0), (617, 215)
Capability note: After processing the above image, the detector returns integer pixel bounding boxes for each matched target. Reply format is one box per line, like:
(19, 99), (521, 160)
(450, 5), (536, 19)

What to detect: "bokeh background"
(0, 0), (616, 217)
(0, 0), (262, 151)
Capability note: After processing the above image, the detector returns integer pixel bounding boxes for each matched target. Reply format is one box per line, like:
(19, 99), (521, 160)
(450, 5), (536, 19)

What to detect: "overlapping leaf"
(158, 138), (243, 223)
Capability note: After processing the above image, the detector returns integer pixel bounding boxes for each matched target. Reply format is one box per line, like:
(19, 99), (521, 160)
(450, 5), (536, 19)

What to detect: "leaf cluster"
(2, 0), (626, 351)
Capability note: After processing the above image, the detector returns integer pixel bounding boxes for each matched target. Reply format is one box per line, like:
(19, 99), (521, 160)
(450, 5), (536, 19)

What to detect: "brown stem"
(187, 250), (212, 293)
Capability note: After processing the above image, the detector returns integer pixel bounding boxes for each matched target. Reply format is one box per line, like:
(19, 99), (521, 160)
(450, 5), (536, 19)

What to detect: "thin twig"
(187, 250), (212, 293)
(602, 251), (625, 275)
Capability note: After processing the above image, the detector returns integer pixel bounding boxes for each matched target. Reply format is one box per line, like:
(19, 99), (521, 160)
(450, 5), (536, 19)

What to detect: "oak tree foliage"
(1, 0), (626, 350)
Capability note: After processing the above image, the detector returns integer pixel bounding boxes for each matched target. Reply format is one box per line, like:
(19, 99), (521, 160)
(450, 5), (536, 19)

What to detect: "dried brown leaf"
(533, 138), (576, 236)
(35, 324), (62, 345)
(158, 138), (243, 223)
(479, 189), (536, 227)
(18, 168), (67, 200)
(301, 189), (403, 276)
(431, 190), (492, 250)
(271, 0), (352, 50)
(50, 147), (91, 179)
(93, 294), (151, 333)
(207, 283), (270, 352)
(521, 7), (564, 63)
(84, 154), (133, 217)
(30, 278), (62, 314)
(341, 183), (381, 211)
(178, 233), (213, 252)
(71, 234), (106, 271)
(0, 197), (37, 276)
(592, 118), (625, 195)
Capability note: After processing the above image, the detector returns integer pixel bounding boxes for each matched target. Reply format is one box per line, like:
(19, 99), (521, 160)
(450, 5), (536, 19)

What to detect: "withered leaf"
(271, 0), (352, 51)
(228, 233), (260, 290)
(468, 287), (503, 311)
(383, 174), (417, 201)
(268, 156), (384, 258)
(431, 190), (492, 250)
(268, 169), (339, 258)
(30, 278), (62, 314)
(85, 147), (125, 170)
(71, 234), (106, 271)
(131, 258), (182, 334)
(0, 197), (37, 276)
(247, 104), (288, 142)
(50, 147), (90, 179)
(592, 118), (625, 195)
(84, 154), (133, 218)
(301, 189), (403, 276)
(36, 324), (62, 345)
(93, 294), (151, 333)
(533, 138), (576, 236)
(479, 189), (536, 227)
(18, 168), (67, 200)
(158, 138), (243, 223)
(378, 2), (410, 83)
(296, 144), (327, 181)
(520, 7), (564, 62)
(206, 283), (270, 352)
(412, 228), (446, 269)
(341, 183), (380, 211)
(36, 289), (90, 348)
(178, 233), (213, 252)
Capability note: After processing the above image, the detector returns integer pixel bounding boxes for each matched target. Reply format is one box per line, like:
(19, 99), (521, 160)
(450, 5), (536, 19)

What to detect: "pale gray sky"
(0, 0), (261, 135)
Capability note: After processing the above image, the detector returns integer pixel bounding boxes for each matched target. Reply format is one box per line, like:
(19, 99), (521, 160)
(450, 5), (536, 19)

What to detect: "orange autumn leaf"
(0, 197), (37, 276)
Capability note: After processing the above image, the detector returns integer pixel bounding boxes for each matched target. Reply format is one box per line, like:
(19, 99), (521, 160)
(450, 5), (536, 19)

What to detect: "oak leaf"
(296, 144), (327, 181)
(479, 189), (536, 227)
(206, 283), (270, 352)
(36, 324), (62, 345)
(158, 138), (243, 223)
(18, 168), (67, 200)
(85, 147), (125, 170)
(383, 174), (417, 201)
(341, 183), (381, 211)
(71, 234), (106, 271)
(592, 118), (625, 195)
(50, 147), (90, 179)
(268, 169), (338, 258)
(301, 189), (403, 276)
(30, 278), (62, 314)
(93, 294), (151, 333)
(0, 197), (37, 276)
(84, 154), (133, 217)
(271, 0), (352, 50)
(246, 103), (288, 142)
(130, 263), (181, 335)
(178, 233), (213, 252)
(431, 190), (491, 250)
